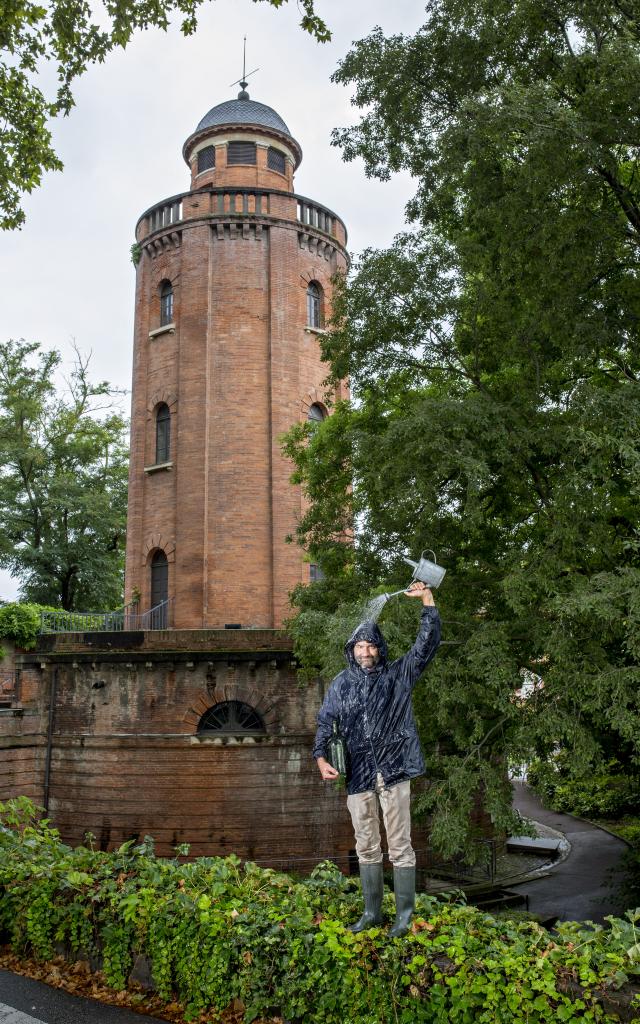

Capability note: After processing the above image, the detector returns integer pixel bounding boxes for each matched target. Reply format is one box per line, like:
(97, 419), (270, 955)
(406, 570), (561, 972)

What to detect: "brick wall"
(14, 635), (355, 869)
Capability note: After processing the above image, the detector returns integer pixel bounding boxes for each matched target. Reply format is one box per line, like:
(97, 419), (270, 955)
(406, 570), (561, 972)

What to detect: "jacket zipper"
(362, 673), (380, 778)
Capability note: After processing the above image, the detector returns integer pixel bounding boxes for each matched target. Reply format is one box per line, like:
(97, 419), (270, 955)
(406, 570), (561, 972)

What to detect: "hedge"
(1, 798), (639, 1023)
(0, 602), (59, 652)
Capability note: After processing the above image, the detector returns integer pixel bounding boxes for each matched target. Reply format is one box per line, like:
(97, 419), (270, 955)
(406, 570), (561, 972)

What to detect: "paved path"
(511, 782), (630, 924)
(0, 970), (165, 1024)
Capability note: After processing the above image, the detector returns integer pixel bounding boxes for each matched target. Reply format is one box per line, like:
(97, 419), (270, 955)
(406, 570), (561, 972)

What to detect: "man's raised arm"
(396, 582), (441, 687)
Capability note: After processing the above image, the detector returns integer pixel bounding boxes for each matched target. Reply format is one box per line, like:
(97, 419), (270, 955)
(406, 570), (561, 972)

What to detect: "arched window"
(160, 280), (173, 326)
(307, 282), (322, 328)
(197, 701), (266, 735)
(155, 403), (170, 464)
(150, 550), (168, 611)
(307, 402), (327, 423)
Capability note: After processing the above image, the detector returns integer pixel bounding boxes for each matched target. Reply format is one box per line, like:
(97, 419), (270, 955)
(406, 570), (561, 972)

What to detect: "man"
(313, 582), (441, 937)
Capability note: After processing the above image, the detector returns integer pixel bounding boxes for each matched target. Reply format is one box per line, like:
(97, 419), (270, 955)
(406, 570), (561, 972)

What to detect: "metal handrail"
(39, 598), (174, 634)
(0, 670), (16, 702)
(422, 838), (497, 883)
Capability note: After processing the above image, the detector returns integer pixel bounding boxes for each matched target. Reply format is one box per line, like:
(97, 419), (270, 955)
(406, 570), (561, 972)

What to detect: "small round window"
(197, 701), (265, 734)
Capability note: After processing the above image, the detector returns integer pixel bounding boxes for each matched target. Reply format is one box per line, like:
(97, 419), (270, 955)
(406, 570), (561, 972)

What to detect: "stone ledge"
(148, 323), (176, 339)
(32, 628), (295, 657)
(19, 648), (296, 667)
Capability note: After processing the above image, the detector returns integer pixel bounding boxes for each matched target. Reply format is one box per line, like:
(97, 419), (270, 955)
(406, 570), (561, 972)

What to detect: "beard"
(355, 654), (379, 668)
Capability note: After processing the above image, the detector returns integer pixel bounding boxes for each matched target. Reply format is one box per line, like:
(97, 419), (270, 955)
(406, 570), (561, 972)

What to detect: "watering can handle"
(420, 549), (437, 564)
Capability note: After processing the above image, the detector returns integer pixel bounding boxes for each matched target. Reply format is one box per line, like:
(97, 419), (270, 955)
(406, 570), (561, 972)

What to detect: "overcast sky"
(0, 0), (425, 602)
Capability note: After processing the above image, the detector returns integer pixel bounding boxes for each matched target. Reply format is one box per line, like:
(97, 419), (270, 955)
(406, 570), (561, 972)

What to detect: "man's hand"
(405, 581), (435, 606)
(317, 756), (340, 781)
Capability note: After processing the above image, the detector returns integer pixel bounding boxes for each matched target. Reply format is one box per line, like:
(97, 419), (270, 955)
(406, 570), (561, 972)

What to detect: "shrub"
(528, 756), (640, 819)
(1, 798), (639, 1023)
(0, 603), (58, 651)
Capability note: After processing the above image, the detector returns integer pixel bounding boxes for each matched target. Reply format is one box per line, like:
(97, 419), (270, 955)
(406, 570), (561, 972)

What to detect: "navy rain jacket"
(313, 607), (441, 795)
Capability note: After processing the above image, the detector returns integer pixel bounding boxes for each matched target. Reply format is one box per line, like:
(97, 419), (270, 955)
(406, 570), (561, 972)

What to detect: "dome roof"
(196, 96), (292, 137)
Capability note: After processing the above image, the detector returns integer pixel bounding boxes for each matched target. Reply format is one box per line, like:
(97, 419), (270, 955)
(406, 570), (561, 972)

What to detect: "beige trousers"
(346, 773), (415, 868)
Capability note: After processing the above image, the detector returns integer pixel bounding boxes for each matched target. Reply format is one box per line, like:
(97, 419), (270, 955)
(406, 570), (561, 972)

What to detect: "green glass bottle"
(327, 719), (347, 777)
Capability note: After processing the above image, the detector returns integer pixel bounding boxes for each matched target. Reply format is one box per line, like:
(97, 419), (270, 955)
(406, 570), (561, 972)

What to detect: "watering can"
(402, 549), (446, 590)
(363, 549), (446, 622)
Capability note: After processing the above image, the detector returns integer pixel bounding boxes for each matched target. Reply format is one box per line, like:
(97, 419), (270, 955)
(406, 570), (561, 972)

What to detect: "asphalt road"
(511, 781), (630, 924)
(0, 970), (166, 1024)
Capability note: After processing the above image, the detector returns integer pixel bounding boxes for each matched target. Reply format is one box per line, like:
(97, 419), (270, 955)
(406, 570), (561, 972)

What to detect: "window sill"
(149, 323), (176, 339)
(144, 461), (173, 474)
(304, 326), (327, 336)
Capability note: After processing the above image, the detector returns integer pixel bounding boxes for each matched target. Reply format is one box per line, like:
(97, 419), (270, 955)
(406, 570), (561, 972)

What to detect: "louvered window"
(227, 141), (257, 165)
(267, 147), (286, 174)
(197, 146), (215, 173)
(197, 701), (266, 734)
(155, 403), (170, 464)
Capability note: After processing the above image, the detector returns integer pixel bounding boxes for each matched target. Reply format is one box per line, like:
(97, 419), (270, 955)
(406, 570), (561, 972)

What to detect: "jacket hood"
(344, 620), (388, 670)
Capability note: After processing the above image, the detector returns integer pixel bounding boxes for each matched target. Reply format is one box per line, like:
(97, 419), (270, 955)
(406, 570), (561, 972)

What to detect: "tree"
(0, 338), (129, 610)
(283, 1), (640, 858)
(0, 0), (329, 230)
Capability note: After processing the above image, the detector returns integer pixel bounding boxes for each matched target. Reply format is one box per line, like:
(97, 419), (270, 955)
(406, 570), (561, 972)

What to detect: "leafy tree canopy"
(0, 339), (129, 610)
(0, 0), (329, 230)
(283, 0), (640, 858)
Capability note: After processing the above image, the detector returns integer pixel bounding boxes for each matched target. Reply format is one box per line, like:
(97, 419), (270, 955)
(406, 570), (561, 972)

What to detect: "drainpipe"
(43, 667), (58, 814)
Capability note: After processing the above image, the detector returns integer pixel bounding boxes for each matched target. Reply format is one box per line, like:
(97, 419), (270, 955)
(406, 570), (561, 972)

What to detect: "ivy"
(0, 799), (638, 1022)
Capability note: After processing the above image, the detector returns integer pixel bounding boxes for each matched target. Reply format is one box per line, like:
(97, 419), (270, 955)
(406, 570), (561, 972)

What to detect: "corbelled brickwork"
(125, 93), (348, 628)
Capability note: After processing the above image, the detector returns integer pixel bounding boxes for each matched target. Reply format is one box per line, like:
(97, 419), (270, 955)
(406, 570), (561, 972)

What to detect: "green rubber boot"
(350, 861), (384, 933)
(389, 866), (415, 938)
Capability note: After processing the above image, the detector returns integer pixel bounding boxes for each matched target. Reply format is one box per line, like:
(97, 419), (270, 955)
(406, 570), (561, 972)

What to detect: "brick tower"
(125, 86), (348, 628)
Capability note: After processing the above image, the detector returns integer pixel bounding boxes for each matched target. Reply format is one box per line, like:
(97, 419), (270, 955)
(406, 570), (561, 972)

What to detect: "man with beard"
(313, 581), (441, 937)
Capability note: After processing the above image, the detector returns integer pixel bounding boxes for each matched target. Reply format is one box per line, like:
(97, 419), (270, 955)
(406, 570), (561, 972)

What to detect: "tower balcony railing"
(149, 201), (183, 233)
(296, 197), (336, 237)
(139, 189), (346, 244)
(210, 189), (271, 215)
(39, 598), (174, 635)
